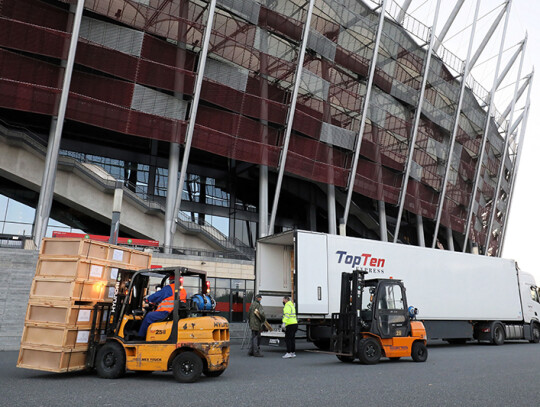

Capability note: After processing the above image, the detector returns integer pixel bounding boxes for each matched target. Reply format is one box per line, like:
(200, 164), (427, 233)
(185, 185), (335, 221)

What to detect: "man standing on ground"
(248, 293), (265, 357)
(282, 295), (298, 359)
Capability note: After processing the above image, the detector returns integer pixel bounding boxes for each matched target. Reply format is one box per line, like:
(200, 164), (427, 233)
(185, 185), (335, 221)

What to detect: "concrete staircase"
(0, 249), (38, 351)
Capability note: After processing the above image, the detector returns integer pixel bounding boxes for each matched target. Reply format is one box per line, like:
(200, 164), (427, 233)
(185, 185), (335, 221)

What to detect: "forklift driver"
(137, 275), (187, 339)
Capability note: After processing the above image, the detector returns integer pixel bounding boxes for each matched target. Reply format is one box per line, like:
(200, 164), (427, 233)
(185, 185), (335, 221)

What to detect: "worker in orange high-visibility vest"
(137, 275), (187, 339)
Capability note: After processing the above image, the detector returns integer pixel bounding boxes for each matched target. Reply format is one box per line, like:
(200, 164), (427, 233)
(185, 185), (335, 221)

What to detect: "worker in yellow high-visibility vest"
(281, 296), (298, 359)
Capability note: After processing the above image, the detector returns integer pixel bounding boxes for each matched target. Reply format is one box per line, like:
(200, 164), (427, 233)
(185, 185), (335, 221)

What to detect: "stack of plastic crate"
(17, 238), (151, 372)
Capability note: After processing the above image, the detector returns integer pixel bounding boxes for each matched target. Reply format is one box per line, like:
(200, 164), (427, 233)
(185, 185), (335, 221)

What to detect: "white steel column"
(463, 0), (512, 252)
(446, 226), (454, 251)
(328, 185), (337, 235)
(343, 0), (388, 226)
(433, 0), (465, 53)
(259, 166), (269, 237)
(33, 0), (84, 247)
(432, 0), (480, 248)
(393, 0), (441, 243)
(379, 200), (388, 241)
(486, 36), (527, 251)
(169, 0), (217, 243)
(268, 0), (315, 234)
(416, 214), (425, 247)
(498, 70), (533, 255)
(164, 143), (180, 253)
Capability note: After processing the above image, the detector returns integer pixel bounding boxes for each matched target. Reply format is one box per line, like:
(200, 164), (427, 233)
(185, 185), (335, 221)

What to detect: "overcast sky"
(382, 0), (539, 280)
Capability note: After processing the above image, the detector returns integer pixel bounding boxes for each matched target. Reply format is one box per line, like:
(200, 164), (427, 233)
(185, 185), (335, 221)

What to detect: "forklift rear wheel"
(96, 342), (126, 379)
(357, 338), (381, 365)
(172, 352), (203, 383)
(203, 369), (225, 377)
(336, 355), (355, 363)
(411, 341), (428, 362)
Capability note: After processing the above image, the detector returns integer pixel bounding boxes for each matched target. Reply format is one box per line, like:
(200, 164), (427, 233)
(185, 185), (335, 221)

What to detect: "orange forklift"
(86, 266), (230, 382)
(331, 270), (428, 364)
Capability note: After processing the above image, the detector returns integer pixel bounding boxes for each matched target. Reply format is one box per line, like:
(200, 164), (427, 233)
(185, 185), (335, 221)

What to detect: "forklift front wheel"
(411, 341), (428, 363)
(357, 338), (381, 365)
(203, 369), (225, 377)
(96, 342), (126, 379)
(172, 352), (203, 383)
(336, 355), (355, 363)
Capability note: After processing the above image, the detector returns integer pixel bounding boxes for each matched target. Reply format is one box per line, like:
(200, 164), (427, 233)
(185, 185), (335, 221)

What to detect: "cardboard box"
(30, 277), (115, 302)
(17, 345), (87, 373)
(25, 300), (99, 329)
(21, 323), (91, 349)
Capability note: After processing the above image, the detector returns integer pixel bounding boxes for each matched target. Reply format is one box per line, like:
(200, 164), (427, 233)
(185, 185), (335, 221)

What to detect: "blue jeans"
(137, 311), (169, 338)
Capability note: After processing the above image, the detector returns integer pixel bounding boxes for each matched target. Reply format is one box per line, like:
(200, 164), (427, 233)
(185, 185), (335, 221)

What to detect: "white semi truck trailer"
(256, 230), (540, 346)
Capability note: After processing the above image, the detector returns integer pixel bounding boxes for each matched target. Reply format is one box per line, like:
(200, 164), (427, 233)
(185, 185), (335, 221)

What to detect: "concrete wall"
(0, 248), (253, 350)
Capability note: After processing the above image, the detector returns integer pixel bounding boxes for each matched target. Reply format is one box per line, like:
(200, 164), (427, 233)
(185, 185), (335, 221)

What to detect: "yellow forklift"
(86, 266), (230, 382)
(331, 270), (428, 364)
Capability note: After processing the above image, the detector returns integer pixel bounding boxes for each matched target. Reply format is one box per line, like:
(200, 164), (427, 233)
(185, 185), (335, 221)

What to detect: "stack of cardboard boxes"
(17, 238), (152, 372)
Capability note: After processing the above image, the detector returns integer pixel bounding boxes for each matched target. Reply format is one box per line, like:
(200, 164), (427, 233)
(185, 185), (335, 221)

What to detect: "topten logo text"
(336, 250), (386, 273)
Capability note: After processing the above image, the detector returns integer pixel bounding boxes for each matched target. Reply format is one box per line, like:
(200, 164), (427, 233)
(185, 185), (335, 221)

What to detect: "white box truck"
(256, 230), (540, 346)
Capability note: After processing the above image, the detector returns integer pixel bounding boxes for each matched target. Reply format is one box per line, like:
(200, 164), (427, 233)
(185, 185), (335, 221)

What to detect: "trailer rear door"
(296, 232), (328, 314)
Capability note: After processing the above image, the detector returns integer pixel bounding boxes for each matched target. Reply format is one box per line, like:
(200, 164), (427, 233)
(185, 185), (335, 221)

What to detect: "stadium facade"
(0, 0), (532, 258)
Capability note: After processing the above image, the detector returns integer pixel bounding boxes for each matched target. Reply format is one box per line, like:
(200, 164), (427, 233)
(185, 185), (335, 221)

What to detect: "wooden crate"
(25, 300), (98, 329)
(21, 323), (91, 349)
(30, 277), (115, 302)
(40, 238), (152, 267)
(35, 258), (118, 282)
(40, 238), (108, 260)
(17, 345), (87, 373)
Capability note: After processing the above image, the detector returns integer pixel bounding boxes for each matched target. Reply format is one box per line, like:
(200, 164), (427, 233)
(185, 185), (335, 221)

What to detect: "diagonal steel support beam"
(469, 1), (509, 69)
(397, 0), (413, 24)
(34, 0), (85, 248)
(169, 0), (217, 243)
(434, 0), (465, 53)
(463, 0), (512, 252)
(432, 0), (481, 248)
(498, 73), (532, 125)
(498, 69), (534, 255)
(485, 35), (527, 253)
(494, 39), (525, 91)
(268, 0), (315, 235)
(393, 0), (442, 243)
(343, 0), (389, 227)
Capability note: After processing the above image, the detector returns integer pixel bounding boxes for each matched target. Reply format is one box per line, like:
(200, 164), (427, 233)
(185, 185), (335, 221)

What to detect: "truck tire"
(96, 342), (126, 379)
(172, 352), (203, 383)
(530, 322), (540, 344)
(313, 339), (331, 351)
(492, 323), (505, 346)
(411, 341), (428, 362)
(357, 338), (381, 365)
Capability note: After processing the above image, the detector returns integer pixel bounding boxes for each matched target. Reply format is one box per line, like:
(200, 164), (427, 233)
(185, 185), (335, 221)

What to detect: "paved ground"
(2, 340), (540, 407)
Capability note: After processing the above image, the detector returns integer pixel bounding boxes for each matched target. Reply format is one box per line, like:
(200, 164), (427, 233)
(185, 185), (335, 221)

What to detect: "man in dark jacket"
(248, 293), (266, 357)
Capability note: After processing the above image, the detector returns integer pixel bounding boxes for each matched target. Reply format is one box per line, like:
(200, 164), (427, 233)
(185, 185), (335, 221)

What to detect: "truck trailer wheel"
(530, 323), (540, 344)
(411, 341), (428, 362)
(172, 352), (203, 383)
(491, 324), (505, 346)
(357, 338), (381, 365)
(96, 342), (126, 379)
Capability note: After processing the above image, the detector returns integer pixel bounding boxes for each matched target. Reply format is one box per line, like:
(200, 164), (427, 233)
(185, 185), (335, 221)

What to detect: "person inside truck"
(136, 275), (187, 339)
